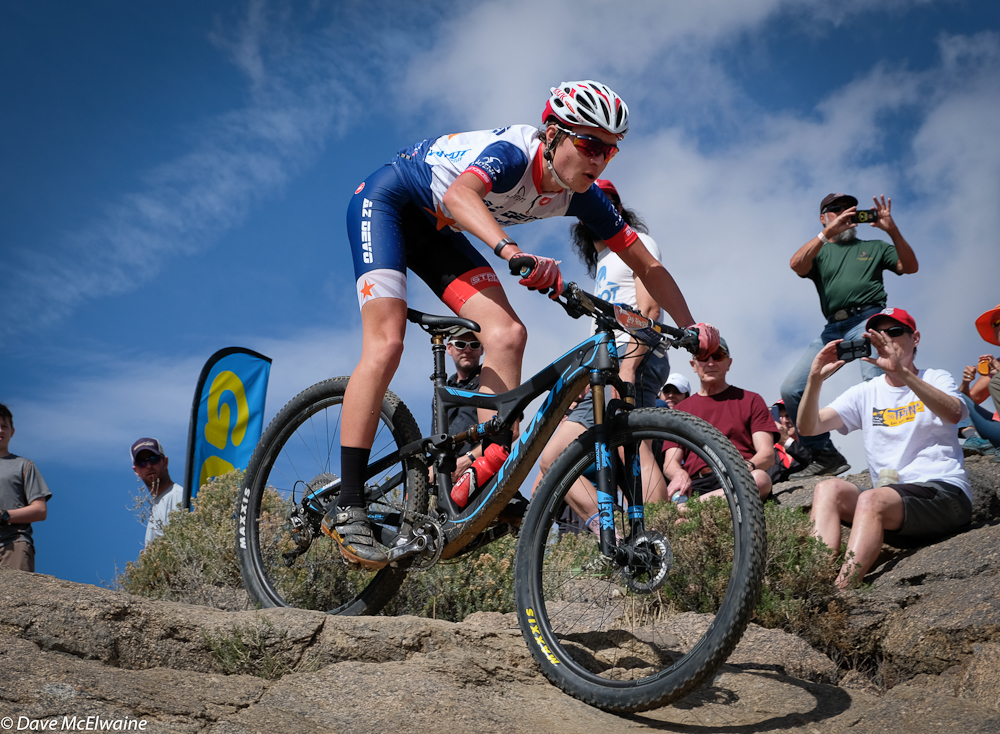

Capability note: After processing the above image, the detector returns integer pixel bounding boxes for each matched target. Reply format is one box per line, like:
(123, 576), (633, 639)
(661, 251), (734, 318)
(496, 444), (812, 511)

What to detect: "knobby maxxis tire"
(514, 408), (766, 712)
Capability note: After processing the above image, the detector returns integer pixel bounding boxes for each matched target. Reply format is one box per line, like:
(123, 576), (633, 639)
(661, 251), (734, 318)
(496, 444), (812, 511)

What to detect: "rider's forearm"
(619, 245), (694, 326)
(442, 174), (516, 258)
(637, 264), (694, 327)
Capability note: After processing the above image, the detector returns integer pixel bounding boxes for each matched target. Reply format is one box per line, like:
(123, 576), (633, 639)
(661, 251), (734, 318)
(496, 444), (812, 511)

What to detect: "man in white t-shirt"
(131, 437), (185, 548)
(797, 307), (971, 588)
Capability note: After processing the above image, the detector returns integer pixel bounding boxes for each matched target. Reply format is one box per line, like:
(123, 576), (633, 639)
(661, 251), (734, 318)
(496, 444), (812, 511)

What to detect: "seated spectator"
(657, 373), (691, 409)
(434, 330), (485, 480)
(768, 399), (811, 484)
(958, 359), (999, 455)
(798, 307), (972, 589)
(959, 303), (1000, 457)
(662, 337), (776, 504)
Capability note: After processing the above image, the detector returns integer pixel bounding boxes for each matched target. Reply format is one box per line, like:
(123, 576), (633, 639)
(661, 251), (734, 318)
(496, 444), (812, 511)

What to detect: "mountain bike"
(236, 258), (766, 712)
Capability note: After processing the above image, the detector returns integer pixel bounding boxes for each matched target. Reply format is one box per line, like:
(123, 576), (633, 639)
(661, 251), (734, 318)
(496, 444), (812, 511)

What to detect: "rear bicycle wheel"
(514, 408), (765, 712)
(236, 377), (428, 615)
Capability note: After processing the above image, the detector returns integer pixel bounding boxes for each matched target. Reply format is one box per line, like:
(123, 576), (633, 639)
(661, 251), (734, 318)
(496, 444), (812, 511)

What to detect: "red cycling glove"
(693, 322), (720, 360)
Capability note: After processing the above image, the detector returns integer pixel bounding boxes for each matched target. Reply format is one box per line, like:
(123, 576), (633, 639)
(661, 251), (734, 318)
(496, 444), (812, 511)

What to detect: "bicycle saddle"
(406, 309), (480, 336)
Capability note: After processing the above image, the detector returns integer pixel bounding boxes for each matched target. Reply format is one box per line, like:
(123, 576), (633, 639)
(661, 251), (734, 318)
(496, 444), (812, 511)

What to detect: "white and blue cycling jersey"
(348, 124), (638, 312)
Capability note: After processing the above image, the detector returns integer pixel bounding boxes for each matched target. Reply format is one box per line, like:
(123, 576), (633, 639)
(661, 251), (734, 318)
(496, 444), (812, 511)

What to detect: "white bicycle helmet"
(542, 80), (629, 140)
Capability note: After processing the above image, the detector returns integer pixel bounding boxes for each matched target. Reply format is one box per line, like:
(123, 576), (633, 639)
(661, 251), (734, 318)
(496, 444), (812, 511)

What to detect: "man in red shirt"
(662, 338), (777, 503)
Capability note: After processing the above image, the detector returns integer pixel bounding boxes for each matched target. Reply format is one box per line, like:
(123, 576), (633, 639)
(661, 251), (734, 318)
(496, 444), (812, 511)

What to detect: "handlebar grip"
(509, 255), (535, 278)
(507, 255), (535, 278)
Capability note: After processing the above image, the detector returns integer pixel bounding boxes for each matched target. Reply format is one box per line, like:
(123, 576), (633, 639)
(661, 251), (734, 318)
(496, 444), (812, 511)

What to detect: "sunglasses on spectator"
(697, 350), (729, 362)
(134, 455), (163, 468)
(823, 205), (849, 215)
(872, 325), (911, 337)
(449, 340), (481, 350)
(557, 126), (619, 162)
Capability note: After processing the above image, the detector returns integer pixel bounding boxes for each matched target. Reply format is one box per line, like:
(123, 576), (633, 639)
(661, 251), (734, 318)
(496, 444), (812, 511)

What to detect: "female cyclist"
(325, 80), (717, 568)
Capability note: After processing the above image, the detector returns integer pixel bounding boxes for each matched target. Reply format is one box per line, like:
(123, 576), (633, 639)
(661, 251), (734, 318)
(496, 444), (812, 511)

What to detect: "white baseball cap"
(661, 373), (691, 395)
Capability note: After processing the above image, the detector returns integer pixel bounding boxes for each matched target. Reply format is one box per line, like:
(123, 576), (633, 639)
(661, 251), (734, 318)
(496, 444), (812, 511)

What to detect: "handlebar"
(508, 257), (700, 356)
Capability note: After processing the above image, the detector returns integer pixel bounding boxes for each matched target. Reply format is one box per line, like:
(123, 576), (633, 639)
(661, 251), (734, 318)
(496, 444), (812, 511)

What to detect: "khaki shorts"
(0, 540), (35, 572)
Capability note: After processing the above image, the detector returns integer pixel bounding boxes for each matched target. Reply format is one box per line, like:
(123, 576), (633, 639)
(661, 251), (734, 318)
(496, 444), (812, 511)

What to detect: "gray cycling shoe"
(321, 506), (388, 569)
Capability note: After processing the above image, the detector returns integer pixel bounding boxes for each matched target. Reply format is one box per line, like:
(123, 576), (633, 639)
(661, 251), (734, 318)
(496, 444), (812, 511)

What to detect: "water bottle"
(451, 444), (510, 508)
(875, 468), (899, 488)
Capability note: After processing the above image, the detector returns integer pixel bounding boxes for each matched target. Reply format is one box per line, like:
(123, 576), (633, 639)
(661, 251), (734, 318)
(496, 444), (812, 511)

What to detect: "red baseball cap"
(866, 307), (916, 332)
(975, 303), (1000, 346)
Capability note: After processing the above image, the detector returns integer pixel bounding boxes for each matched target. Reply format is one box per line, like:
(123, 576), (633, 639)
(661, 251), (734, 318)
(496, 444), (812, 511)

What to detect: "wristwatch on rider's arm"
(0, 509), (10, 525)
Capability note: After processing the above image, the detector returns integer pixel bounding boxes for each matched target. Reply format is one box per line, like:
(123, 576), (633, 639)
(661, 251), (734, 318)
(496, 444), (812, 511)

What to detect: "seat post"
(431, 334), (449, 434)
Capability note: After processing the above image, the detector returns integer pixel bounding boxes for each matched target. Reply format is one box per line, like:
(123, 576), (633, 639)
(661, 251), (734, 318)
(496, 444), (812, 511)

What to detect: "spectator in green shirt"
(780, 193), (919, 478)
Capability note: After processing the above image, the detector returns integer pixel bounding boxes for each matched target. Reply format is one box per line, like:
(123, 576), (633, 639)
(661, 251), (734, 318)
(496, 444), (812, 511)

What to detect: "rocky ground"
(1, 455), (999, 733)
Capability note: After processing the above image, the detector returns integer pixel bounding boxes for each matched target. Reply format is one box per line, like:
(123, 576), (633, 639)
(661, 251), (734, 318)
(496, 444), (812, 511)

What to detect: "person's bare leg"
(809, 478), (860, 554)
(639, 440), (669, 503)
(328, 297), (408, 570)
(837, 487), (904, 588)
(753, 469), (772, 500)
(341, 297), (408, 449)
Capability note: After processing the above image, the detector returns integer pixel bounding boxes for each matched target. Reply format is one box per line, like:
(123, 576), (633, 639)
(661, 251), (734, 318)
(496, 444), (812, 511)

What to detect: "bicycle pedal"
(386, 533), (428, 563)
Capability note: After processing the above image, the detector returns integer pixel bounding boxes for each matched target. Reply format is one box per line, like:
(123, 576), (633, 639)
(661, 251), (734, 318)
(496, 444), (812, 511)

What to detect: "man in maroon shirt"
(662, 337), (777, 503)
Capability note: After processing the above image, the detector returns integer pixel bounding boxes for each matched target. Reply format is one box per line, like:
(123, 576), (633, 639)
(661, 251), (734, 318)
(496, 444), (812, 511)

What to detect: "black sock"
(337, 446), (371, 509)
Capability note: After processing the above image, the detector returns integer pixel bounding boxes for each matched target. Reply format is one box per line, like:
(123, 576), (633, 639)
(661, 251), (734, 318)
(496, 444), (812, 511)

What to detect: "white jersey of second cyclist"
(393, 124), (636, 252)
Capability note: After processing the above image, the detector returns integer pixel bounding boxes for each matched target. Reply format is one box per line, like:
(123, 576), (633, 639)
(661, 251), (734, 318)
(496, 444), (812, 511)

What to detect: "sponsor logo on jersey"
(490, 209), (540, 225)
(474, 156), (503, 179)
(355, 181), (365, 194)
(427, 148), (469, 162)
(872, 401), (924, 427)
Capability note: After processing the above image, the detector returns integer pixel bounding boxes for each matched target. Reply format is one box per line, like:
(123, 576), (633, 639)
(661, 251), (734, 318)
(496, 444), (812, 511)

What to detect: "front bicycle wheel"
(514, 408), (765, 712)
(236, 377), (428, 615)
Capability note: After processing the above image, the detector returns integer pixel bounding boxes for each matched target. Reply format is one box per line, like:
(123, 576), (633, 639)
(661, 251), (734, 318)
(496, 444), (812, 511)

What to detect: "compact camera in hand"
(836, 337), (871, 363)
(851, 208), (879, 224)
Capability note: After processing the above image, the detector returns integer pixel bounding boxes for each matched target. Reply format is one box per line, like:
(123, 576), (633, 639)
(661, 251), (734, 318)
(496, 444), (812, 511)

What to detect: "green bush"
(203, 615), (313, 679)
(116, 470), (252, 611)
(642, 497), (844, 646)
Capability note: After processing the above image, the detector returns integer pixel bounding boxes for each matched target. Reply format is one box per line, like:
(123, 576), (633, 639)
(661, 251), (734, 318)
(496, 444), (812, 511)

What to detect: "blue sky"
(3, 0), (999, 586)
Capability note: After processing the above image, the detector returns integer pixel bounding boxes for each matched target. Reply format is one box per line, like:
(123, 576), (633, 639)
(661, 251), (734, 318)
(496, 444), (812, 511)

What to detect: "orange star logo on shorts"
(424, 203), (456, 231)
(359, 280), (374, 299)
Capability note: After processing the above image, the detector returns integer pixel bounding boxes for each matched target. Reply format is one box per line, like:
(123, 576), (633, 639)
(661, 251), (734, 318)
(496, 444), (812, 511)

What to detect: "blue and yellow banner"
(183, 347), (271, 507)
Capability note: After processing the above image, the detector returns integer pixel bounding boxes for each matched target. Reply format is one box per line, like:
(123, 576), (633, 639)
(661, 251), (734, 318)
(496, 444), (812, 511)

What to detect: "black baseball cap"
(820, 193), (858, 213)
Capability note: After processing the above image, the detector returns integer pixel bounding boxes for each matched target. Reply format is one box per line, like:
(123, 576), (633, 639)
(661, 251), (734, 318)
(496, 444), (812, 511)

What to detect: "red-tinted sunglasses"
(557, 126), (619, 162)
